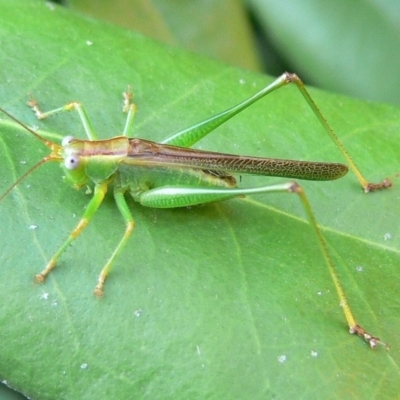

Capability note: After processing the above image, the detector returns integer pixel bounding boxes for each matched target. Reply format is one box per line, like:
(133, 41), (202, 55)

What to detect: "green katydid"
(0, 73), (391, 348)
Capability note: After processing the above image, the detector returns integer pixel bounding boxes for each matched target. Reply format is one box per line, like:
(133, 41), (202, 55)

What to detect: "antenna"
(0, 107), (62, 202)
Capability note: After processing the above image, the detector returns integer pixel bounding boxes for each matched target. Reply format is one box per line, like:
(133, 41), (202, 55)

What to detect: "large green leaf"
(248, 0), (400, 105)
(0, 1), (399, 399)
(66, 0), (261, 71)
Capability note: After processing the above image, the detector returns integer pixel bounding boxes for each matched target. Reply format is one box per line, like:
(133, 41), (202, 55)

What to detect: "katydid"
(0, 73), (391, 348)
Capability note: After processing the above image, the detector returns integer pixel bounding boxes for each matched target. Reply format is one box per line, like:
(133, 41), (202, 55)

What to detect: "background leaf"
(248, 0), (400, 104)
(65, 0), (400, 105)
(66, 0), (261, 71)
(0, 1), (399, 399)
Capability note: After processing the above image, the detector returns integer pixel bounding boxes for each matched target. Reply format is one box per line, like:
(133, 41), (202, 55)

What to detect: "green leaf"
(66, 0), (261, 71)
(0, 1), (399, 399)
(249, 0), (400, 104)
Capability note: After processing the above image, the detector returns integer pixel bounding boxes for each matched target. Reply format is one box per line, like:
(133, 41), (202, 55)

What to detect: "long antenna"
(0, 107), (62, 203)
(0, 157), (57, 203)
(0, 107), (57, 150)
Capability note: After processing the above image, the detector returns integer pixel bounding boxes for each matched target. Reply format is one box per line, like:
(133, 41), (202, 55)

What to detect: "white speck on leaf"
(277, 355), (286, 363)
(40, 292), (49, 300)
(133, 309), (143, 317)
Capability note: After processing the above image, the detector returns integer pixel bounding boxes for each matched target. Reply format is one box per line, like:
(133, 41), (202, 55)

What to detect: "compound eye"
(64, 154), (80, 170)
(62, 135), (75, 146)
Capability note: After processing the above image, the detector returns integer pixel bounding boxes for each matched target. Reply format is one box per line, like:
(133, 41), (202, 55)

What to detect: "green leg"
(121, 86), (138, 137)
(161, 74), (290, 148)
(28, 86), (139, 140)
(289, 75), (391, 192)
(35, 183), (108, 283)
(139, 182), (383, 348)
(28, 95), (99, 140)
(161, 73), (390, 192)
(94, 190), (135, 297)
